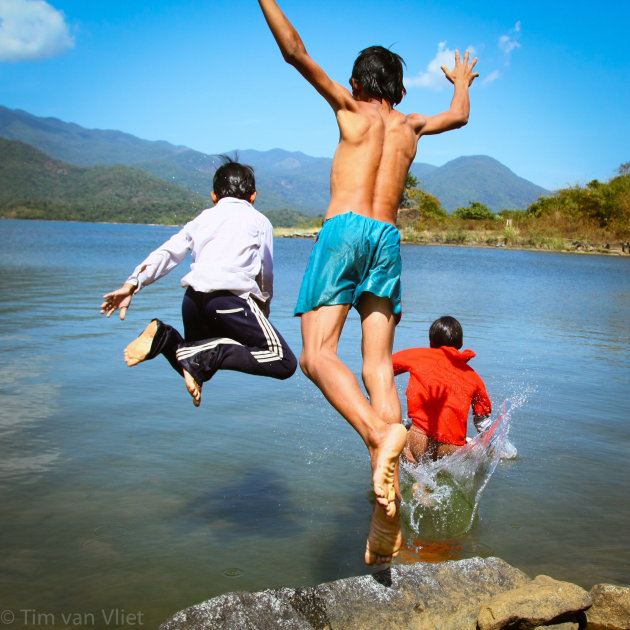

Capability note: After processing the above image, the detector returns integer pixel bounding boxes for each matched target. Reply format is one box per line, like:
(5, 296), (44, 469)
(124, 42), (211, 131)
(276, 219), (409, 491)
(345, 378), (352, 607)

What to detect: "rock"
(160, 556), (529, 630)
(477, 574), (592, 630)
(586, 583), (630, 629)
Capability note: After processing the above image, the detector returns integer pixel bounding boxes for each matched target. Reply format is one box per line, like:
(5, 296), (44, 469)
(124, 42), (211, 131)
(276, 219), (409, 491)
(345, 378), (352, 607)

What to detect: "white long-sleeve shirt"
(125, 197), (274, 302)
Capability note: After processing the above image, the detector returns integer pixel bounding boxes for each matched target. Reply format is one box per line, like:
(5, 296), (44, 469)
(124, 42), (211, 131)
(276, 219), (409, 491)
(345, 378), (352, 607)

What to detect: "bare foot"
(124, 320), (158, 366)
(183, 369), (202, 407)
(372, 423), (408, 518)
(365, 502), (402, 565)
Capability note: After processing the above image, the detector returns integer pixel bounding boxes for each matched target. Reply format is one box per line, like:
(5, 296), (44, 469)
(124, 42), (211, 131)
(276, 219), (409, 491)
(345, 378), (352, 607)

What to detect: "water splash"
(400, 399), (518, 543)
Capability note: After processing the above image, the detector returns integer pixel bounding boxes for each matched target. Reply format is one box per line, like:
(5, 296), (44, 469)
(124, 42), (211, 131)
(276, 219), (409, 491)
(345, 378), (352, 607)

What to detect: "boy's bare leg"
(436, 441), (462, 458)
(125, 320), (202, 406)
(359, 293), (403, 490)
(404, 428), (463, 463)
(124, 320), (158, 366)
(404, 425), (430, 464)
(183, 370), (202, 407)
(359, 294), (401, 425)
(358, 293), (405, 563)
(365, 500), (403, 565)
(300, 304), (407, 517)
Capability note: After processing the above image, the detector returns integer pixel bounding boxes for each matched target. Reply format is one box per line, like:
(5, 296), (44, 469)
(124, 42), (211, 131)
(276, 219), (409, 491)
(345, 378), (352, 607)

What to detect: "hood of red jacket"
(441, 346), (476, 363)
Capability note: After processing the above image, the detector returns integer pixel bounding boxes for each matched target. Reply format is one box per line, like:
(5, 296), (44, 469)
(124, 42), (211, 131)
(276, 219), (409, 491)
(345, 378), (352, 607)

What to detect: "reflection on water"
(180, 465), (303, 538)
(0, 356), (62, 483)
(1, 221), (629, 628)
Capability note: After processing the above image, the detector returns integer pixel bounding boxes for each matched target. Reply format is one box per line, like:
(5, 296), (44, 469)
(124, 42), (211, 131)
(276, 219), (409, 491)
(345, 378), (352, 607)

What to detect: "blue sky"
(1, 0), (629, 191)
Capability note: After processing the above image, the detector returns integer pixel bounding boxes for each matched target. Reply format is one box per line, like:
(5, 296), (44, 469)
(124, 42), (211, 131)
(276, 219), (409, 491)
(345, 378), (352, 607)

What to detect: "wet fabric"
(294, 212), (402, 318)
(393, 346), (492, 445)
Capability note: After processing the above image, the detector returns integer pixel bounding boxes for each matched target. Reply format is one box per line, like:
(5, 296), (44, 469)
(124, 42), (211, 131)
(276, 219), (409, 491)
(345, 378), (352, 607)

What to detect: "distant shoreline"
(1, 217), (628, 257)
(274, 226), (630, 257)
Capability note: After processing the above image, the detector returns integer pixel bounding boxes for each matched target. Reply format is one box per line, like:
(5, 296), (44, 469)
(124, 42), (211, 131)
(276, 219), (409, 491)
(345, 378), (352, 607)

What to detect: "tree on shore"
(399, 173), (446, 228)
(526, 169), (629, 238)
(453, 201), (496, 220)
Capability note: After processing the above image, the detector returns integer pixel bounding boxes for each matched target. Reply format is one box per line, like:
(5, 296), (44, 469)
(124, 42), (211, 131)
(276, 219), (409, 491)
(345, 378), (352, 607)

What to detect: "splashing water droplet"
(400, 399), (518, 541)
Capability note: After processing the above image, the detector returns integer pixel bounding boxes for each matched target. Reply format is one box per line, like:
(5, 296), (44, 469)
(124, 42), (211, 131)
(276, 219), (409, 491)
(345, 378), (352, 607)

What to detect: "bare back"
(327, 102), (419, 225)
(257, 0), (476, 225)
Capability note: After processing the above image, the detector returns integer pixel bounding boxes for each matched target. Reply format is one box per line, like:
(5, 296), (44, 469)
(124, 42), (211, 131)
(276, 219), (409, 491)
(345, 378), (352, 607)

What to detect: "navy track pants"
(147, 288), (297, 385)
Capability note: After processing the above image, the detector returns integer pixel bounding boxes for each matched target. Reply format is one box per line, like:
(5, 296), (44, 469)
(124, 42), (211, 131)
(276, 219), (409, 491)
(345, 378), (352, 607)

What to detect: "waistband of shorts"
(323, 211), (398, 231)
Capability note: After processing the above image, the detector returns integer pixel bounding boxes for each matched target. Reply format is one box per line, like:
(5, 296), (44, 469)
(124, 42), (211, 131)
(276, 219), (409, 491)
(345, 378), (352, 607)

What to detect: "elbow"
(454, 112), (469, 128)
(282, 48), (305, 68)
(279, 37), (307, 67)
(283, 51), (299, 67)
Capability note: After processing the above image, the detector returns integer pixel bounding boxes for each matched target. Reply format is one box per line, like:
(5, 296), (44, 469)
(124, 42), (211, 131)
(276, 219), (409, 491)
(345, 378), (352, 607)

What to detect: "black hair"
(351, 46), (406, 105)
(429, 316), (463, 349)
(212, 155), (256, 201)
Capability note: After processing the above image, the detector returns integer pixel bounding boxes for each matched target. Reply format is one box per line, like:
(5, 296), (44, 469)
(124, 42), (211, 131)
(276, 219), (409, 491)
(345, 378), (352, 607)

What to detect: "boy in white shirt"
(100, 158), (297, 406)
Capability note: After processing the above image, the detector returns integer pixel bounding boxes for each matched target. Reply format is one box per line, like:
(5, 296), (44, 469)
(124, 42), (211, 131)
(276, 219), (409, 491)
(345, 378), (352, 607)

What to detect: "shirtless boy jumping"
(258, 0), (478, 564)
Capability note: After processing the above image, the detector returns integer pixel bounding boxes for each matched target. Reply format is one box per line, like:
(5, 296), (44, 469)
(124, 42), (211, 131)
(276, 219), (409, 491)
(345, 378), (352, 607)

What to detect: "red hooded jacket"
(392, 346), (491, 445)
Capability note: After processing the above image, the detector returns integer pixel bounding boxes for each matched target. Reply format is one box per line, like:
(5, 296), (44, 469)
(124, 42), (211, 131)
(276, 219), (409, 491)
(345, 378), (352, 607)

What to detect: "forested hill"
(411, 156), (548, 212)
(0, 106), (305, 214)
(0, 105), (548, 213)
(0, 138), (208, 224)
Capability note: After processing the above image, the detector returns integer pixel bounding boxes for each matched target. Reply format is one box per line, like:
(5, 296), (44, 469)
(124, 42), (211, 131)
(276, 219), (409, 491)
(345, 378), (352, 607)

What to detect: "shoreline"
(2, 217), (628, 257)
(275, 226), (630, 257)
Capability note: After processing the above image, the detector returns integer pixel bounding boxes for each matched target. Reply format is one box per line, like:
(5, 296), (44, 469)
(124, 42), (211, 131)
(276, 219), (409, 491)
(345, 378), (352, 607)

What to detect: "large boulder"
(160, 556), (529, 630)
(476, 574), (592, 630)
(586, 584), (630, 630)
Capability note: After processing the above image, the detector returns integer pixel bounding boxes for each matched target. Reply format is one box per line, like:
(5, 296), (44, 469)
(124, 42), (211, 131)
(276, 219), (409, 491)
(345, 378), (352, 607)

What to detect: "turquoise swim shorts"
(294, 212), (402, 319)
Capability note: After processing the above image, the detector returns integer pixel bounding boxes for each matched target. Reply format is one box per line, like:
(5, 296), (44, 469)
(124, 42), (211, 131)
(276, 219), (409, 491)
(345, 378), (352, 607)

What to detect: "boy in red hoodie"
(393, 316), (492, 463)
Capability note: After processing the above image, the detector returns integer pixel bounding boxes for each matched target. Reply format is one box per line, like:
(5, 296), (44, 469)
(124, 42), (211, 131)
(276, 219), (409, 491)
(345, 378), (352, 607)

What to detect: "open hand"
(441, 50), (479, 87)
(100, 283), (136, 320)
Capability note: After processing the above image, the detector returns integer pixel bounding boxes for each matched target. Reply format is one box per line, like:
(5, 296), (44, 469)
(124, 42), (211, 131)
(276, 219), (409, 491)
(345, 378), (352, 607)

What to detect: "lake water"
(0, 219), (628, 628)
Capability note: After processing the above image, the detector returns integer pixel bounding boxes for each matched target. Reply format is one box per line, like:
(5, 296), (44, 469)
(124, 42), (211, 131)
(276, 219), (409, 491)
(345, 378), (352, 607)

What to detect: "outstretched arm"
(410, 50), (479, 137)
(100, 283), (136, 320)
(257, 0), (353, 111)
(100, 224), (193, 321)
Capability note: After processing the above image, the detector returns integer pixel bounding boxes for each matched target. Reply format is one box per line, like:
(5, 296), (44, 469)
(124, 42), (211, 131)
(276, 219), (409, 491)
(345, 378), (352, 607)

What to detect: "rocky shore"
(160, 557), (629, 630)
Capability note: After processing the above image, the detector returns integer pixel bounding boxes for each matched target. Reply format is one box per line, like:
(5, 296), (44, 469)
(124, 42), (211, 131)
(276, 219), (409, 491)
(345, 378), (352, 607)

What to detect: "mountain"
(0, 138), (208, 224)
(0, 105), (548, 214)
(0, 106), (318, 214)
(411, 155), (548, 212)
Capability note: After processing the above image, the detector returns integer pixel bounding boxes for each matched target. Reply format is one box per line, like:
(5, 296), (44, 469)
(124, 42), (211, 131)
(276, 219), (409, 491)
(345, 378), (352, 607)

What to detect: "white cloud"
(480, 21), (521, 87)
(482, 69), (501, 85)
(405, 41), (476, 91)
(0, 0), (74, 62)
(498, 21), (521, 64)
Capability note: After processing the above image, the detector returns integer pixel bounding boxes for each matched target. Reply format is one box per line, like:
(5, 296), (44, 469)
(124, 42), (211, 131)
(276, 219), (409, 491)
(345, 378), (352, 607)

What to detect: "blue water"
(1, 219), (629, 628)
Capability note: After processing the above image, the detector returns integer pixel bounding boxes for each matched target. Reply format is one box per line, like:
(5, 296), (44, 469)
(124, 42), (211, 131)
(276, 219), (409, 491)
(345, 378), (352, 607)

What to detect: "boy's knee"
(299, 350), (313, 380)
(299, 348), (326, 381)
(362, 364), (394, 389)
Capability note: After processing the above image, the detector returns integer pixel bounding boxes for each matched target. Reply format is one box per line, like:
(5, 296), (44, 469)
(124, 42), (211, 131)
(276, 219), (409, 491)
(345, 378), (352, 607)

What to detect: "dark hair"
(351, 46), (406, 105)
(212, 155), (256, 201)
(429, 316), (463, 349)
